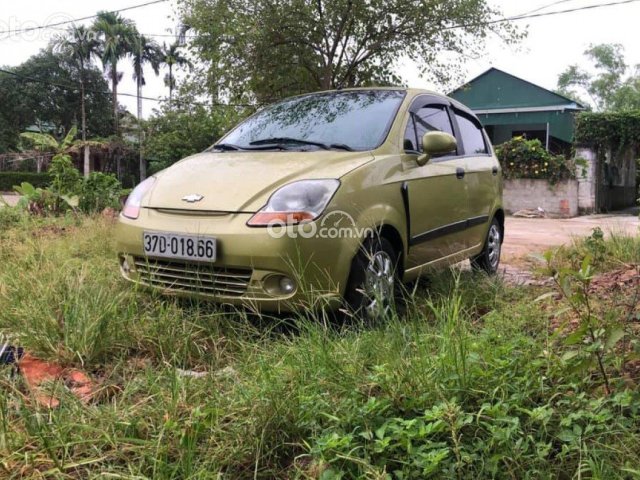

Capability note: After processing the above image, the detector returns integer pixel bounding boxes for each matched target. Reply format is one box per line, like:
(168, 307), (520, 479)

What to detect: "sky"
(1, 0), (640, 117)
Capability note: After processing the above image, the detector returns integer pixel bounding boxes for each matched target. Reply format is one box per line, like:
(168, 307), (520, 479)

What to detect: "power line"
(2, 0), (638, 41)
(0, 0), (169, 36)
(516, 0), (581, 17)
(0, 68), (256, 109)
(444, 0), (640, 30)
(135, 0), (640, 37)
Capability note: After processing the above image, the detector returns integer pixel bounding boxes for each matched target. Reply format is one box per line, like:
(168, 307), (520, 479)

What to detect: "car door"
(450, 108), (497, 251)
(400, 97), (470, 269)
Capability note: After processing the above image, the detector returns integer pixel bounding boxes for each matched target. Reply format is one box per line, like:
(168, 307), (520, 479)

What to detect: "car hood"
(145, 150), (374, 212)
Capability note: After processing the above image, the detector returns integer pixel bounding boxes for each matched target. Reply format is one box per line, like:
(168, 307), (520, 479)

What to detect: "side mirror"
(416, 131), (457, 166)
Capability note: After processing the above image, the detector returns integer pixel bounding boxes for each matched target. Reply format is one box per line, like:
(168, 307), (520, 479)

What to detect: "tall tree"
(53, 26), (100, 177)
(93, 11), (136, 134)
(160, 41), (190, 107)
(557, 43), (640, 111)
(179, 0), (523, 104)
(131, 33), (161, 180)
(0, 50), (112, 153)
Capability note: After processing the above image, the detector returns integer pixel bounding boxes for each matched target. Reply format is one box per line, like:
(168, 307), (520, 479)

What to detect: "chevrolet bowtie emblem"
(182, 194), (204, 203)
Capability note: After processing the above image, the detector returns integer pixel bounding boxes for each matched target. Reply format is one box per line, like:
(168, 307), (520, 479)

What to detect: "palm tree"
(53, 26), (99, 177)
(160, 41), (189, 107)
(92, 11), (136, 135)
(131, 33), (161, 180)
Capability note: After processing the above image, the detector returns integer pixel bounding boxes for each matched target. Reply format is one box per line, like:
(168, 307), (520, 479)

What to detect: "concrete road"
(1, 194), (20, 207)
(503, 212), (639, 262)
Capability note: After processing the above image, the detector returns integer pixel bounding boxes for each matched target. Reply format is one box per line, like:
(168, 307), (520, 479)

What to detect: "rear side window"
(404, 105), (454, 152)
(454, 111), (488, 155)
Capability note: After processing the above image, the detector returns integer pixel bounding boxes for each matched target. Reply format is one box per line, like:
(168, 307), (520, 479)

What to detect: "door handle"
(456, 167), (465, 179)
(492, 166), (499, 176)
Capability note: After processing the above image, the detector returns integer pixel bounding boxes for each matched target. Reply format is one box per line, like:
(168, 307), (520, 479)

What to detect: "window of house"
(404, 105), (454, 153)
(454, 111), (488, 155)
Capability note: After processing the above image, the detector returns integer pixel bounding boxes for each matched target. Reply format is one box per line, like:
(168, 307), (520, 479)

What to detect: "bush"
(495, 137), (576, 184)
(10, 156), (124, 216)
(79, 172), (122, 213)
(0, 204), (24, 229)
(0, 172), (51, 191)
(48, 154), (82, 196)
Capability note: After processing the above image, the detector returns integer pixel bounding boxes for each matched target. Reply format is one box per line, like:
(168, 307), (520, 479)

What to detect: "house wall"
(575, 147), (597, 214)
(504, 179), (579, 217)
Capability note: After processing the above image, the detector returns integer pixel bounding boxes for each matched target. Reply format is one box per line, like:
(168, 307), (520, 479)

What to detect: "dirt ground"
(503, 212), (639, 263)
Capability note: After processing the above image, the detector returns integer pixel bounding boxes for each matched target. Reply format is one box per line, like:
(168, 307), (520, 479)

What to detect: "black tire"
(471, 218), (502, 274)
(344, 236), (399, 319)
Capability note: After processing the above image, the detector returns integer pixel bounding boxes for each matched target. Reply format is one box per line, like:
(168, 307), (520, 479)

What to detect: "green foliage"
(48, 154), (82, 196)
(550, 230), (640, 272)
(0, 50), (113, 152)
(0, 172), (51, 191)
(11, 155), (123, 215)
(179, 0), (524, 103)
(0, 204), (25, 230)
(541, 249), (639, 397)
(13, 181), (77, 215)
(144, 104), (231, 173)
(495, 137), (576, 184)
(557, 43), (640, 111)
(79, 172), (122, 212)
(1, 220), (640, 477)
(575, 110), (640, 150)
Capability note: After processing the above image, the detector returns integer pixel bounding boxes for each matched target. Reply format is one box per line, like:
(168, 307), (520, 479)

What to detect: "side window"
(404, 104), (454, 153)
(403, 116), (417, 152)
(454, 112), (488, 155)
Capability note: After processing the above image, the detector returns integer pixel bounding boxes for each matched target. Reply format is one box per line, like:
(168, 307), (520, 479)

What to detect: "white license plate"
(143, 232), (216, 261)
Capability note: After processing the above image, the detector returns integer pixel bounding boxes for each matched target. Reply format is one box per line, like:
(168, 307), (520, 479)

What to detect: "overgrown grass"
(0, 214), (639, 478)
(550, 226), (640, 271)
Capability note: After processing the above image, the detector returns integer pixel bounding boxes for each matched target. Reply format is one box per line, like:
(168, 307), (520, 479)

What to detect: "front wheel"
(344, 237), (399, 319)
(471, 218), (502, 274)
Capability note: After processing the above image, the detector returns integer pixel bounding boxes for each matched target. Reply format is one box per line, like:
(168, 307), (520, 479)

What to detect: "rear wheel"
(471, 218), (502, 274)
(344, 237), (399, 319)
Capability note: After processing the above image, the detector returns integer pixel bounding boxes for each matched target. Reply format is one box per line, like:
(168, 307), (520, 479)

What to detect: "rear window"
(454, 111), (488, 155)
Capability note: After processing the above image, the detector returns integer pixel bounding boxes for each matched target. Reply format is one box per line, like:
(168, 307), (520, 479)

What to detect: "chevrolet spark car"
(116, 88), (503, 316)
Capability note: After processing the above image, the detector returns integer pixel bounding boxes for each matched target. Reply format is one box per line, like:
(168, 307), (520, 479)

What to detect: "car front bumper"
(115, 208), (358, 312)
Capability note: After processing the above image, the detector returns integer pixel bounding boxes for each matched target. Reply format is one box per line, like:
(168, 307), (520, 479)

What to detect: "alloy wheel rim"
(487, 224), (501, 270)
(364, 250), (395, 317)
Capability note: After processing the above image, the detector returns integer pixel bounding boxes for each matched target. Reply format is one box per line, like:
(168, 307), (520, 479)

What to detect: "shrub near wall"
(575, 111), (640, 150)
(495, 137), (576, 184)
(0, 172), (51, 191)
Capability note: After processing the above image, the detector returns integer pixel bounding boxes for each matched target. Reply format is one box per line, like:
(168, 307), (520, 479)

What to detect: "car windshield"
(218, 90), (406, 151)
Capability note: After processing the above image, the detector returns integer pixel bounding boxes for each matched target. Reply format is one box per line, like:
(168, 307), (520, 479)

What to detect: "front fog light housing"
(279, 276), (296, 294)
(264, 275), (297, 295)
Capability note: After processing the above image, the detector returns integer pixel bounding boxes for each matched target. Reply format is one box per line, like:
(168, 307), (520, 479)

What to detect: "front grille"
(133, 257), (252, 296)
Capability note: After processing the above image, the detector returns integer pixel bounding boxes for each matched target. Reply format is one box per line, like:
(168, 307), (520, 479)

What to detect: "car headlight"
(122, 177), (156, 220)
(247, 179), (340, 226)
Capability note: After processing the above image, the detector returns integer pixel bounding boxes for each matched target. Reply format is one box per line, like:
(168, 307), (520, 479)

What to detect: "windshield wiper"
(212, 143), (289, 152)
(249, 137), (330, 150)
(250, 137), (355, 151)
(211, 143), (244, 151)
(328, 143), (354, 151)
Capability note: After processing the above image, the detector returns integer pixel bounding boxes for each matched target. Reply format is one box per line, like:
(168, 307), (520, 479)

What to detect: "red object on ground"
(17, 353), (95, 408)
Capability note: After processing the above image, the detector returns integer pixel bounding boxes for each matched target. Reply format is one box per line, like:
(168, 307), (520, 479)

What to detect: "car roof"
(302, 87), (478, 119)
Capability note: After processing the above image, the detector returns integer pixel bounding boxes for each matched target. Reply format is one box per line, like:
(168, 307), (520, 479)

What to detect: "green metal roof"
(449, 68), (585, 110)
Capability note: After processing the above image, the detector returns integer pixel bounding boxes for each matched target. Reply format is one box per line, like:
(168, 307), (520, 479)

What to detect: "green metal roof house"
(449, 68), (585, 153)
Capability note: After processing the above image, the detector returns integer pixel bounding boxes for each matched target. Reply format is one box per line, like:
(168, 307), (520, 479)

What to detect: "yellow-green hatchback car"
(117, 88), (503, 316)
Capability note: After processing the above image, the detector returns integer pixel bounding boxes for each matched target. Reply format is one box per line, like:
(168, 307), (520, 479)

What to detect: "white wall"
(504, 179), (579, 217)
